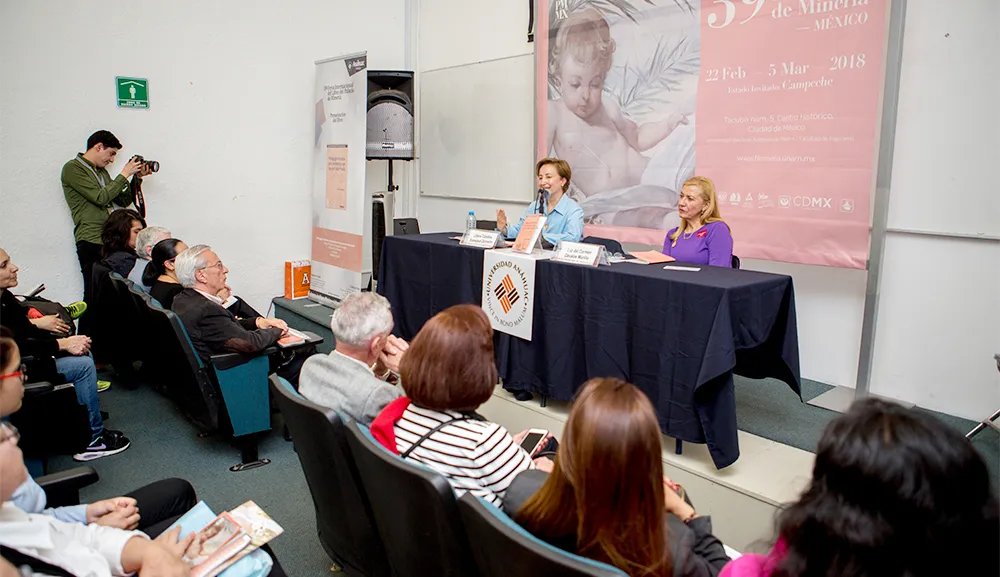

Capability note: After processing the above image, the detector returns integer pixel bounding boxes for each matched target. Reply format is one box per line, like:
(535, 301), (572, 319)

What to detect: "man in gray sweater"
(298, 292), (407, 425)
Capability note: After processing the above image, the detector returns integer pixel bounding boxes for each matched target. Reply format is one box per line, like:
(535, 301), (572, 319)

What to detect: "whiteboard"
(419, 54), (536, 203)
(885, 0), (1000, 238)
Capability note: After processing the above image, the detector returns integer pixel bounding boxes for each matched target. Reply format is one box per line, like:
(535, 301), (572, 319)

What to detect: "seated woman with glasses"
(0, 330), (198, 539)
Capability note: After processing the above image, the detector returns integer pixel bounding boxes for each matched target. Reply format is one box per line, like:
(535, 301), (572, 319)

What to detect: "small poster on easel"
(512, 215), (547, 254)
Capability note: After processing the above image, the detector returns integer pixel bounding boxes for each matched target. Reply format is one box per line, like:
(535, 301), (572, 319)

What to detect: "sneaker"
(97, 380), (112, 393)
(65, 301), (88, 319)
(73, 432), (131, 461)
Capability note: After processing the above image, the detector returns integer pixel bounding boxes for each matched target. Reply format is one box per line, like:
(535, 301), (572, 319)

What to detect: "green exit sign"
(116, 77), (148, 109)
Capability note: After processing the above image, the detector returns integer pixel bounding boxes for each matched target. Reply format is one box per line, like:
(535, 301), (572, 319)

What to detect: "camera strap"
(75, 156), (106, 187)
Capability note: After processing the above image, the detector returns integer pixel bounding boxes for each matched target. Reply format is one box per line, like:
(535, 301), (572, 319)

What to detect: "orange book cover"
(284, 260), (311, 299)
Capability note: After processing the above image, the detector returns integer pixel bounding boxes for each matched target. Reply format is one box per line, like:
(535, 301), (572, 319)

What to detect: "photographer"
(61, 130), (152, 327)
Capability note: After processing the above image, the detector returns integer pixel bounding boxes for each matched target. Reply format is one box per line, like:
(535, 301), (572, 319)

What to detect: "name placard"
(460, 229), (505, 249)
(552, 241), (604, 267)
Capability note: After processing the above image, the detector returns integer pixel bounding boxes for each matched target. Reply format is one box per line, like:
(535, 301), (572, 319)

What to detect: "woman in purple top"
(662, 176), (733, 267)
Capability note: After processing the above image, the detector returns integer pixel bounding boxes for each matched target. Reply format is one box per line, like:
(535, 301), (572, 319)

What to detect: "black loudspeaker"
(367, 70), (414, 160)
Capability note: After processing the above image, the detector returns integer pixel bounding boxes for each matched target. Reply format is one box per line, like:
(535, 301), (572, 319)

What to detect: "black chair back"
(457, 493), (627, 577)
(393, 218), (420, 236)
(582, 236), (627, 256)
(143, 301), (222, 433)
(345, 422), (478, 577)
(11, 380), (91, 459)
(269, 376), (391, 576)
(731, 254), (741, 269)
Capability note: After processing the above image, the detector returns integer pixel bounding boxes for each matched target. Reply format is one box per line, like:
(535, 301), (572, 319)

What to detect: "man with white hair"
(170, 245), (315, 384)
(298, 292), (408, 425)
(127, 225), (171, 288)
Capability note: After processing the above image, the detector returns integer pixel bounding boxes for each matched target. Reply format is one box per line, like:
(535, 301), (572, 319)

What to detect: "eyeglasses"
(198, 261), (225, 272)
(0, 363), (26, 381)
(0, 422), (19, 443)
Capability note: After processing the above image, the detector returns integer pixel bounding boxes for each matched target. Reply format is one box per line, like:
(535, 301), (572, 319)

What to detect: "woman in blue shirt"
(497, 158), (584, 246)
(662, 176), (734, 267)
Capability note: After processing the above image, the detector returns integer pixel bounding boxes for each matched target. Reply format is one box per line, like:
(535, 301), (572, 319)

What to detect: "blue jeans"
(54, 354), (103, 440)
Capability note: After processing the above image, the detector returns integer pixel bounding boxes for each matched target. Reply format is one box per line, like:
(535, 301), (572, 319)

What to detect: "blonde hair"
(550, 8), (616, 80)
(668, 176), (727, 247)
(536, 157), (572, 193)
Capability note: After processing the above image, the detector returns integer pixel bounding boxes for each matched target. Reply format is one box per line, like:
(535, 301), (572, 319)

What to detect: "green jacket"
(61, 154), (133, 244)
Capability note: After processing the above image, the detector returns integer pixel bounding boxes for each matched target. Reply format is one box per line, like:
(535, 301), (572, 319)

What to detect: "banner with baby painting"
(536, 0), (891, 269)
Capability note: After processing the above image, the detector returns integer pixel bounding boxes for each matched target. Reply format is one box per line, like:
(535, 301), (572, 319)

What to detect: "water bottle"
(466, 211), (477, 232)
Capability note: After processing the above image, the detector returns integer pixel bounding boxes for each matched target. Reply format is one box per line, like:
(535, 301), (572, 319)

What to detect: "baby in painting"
(547, 7), (693, 228)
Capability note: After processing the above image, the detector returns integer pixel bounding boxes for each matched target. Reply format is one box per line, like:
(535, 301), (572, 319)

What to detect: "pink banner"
(537, 0), (890, 268)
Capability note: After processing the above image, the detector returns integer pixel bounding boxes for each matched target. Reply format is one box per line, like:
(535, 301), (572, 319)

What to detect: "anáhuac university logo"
(485, 260), (530, 329)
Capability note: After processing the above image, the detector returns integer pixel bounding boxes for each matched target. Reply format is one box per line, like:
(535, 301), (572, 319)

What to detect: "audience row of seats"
(271, 374), (626, 577)
(102, 272), (315, 470)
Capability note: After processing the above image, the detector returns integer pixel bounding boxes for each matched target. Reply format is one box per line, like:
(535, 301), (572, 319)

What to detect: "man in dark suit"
(171, 244), (312, 384)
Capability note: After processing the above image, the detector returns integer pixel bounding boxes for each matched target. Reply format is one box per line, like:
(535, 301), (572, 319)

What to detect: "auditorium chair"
(141, 299), (321, 471)
(89, 267), (140, 384)
(393, 218), (420, 236)
(457, 493), (627, 577)
(345, 421), (478, 577)
(582, 236), (631, 258)
(269, 376), (391, 577)
(10, 358), (92, 475)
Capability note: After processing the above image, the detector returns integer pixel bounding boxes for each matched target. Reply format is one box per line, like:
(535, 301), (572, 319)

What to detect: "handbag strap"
(400, 412), (483, 459)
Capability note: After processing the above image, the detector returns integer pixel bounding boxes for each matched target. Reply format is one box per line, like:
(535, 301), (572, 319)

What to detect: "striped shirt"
(394, 404), (534, 506)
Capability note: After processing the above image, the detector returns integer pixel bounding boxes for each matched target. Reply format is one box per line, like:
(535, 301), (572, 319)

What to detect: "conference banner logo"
(536, 0), (890, 269)
(482, 251), (536, 341)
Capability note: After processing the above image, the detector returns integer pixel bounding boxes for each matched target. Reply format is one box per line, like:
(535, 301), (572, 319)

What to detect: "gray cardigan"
(298, 350), (402, 426)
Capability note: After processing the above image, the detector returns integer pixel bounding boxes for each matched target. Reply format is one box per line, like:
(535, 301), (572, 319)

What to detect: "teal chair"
(457, 493), (627, 576)
(143, 300), (320, 471)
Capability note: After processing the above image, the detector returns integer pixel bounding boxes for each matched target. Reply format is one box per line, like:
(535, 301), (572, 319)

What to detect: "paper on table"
(662, 265), (701, 271)
(629, 250), (675, 265)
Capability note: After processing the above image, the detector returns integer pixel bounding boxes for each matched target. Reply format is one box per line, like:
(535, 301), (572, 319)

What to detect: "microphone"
(536, 188), (546, 214)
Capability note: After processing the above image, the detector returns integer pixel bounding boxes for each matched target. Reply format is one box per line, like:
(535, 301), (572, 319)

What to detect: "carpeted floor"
(46, 372), (999, 576)
(734, 375), (1000, 493)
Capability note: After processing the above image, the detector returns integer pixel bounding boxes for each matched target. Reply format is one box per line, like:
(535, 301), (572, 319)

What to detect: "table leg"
(675, 439), (683, 455)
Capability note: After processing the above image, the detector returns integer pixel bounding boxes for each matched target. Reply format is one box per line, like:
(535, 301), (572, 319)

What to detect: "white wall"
(0, 0), (407, 313)
(412, 0), (1000, 419)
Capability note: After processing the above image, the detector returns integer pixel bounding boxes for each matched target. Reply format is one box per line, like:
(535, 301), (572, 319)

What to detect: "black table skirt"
(378, 233), (801, 468)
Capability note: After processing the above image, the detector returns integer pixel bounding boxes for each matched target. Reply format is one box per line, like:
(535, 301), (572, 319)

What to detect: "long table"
(378, 233), (801, 468)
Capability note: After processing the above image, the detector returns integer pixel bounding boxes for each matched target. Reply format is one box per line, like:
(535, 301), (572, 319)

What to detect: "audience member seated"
(145, 238), (188, 309)
(0, 250), (130, 461)
(172, 244), (312, 385)
(0, 431), (194, 576)
(299, 292), (406, 425)
(146, 239), (261, 319)
(504, 377), (730, 577)
(370, 304), (553, 506)
(100, 209), (146, 278)
(1, 334), (196, 538)
(720, 398), (999, 577)
(128, 225), (171, 288)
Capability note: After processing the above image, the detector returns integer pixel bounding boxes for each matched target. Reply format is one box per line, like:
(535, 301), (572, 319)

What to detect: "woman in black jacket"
(101, 209), (146, 277)
(145, 238), (187, 309)
(503, 377), (731, 577)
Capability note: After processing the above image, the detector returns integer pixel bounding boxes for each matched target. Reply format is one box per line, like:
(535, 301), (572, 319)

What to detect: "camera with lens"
(130, 155), (160, 173)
